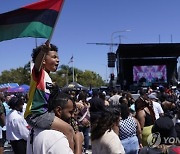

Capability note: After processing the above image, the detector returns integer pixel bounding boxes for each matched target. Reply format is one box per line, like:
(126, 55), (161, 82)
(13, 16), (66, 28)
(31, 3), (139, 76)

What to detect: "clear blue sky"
(1, 0), (180, 81)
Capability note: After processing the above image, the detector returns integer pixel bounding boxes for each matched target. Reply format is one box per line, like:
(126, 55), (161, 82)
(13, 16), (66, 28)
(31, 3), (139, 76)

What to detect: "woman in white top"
(90, 98), (125, 154)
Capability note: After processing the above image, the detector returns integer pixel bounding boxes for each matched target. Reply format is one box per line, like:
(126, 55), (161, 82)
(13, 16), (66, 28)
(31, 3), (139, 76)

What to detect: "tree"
(0, 67), (30, 85)
(0, 64), (105, 88)
(76, 70), (104, 87)
(53, 65), (105, 87)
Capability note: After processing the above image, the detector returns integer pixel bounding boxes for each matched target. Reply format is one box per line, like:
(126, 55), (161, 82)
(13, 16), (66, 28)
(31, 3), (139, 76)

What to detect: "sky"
(1, 0), (180, 82)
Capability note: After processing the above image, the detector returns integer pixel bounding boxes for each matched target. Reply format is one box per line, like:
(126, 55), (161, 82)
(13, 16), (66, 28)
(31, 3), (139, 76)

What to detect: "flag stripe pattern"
(0, 0), (64, 42)
(0, 22), (52, 41)
(0, 9), (58, 27)
(23, 0), (62, 11)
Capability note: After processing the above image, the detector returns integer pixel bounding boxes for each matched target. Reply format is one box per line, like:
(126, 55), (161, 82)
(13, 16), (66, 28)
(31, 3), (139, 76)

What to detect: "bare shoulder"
(136, 110), (145, 118)
(132, 116), (138, 122)
(137, 109), (145, 115)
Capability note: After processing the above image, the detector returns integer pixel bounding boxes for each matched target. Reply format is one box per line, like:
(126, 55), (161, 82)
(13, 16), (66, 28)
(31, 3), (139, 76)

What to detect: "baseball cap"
(148, 93), (158, 100)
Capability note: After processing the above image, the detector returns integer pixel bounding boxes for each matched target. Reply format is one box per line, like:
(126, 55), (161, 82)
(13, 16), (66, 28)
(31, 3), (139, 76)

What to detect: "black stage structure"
(116, 43), (180, 90)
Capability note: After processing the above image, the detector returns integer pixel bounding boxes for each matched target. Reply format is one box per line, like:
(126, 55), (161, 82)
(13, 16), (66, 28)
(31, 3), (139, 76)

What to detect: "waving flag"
(68, 55), (74, 64)
(0, 0), (64, 42)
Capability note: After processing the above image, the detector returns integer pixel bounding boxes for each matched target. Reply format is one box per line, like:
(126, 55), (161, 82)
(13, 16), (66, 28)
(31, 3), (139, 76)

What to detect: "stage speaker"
(107, 52), (116, 67)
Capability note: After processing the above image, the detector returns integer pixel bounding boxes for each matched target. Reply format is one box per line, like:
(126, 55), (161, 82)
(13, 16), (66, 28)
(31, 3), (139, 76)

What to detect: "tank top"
(144, 109), (154, 126)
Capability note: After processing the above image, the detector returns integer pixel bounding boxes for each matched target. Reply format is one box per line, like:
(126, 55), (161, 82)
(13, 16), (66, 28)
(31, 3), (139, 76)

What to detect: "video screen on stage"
(133, 65), (167, 83)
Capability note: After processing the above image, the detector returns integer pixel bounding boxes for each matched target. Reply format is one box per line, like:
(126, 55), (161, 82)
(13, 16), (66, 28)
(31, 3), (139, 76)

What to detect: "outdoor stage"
(116, 43), (180, 91)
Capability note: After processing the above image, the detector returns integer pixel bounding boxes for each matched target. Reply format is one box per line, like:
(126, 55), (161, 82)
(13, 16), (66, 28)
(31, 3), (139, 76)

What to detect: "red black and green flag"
(0, 0), (64, 42)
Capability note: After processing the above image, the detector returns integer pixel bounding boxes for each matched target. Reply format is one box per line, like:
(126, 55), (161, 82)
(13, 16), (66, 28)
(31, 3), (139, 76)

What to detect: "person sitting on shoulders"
(27, 86), (84, 154)
(24, 41), (74, 151)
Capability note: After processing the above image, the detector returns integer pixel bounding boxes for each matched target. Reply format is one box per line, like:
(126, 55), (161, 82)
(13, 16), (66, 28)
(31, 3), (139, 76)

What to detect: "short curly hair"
(8, 96), (24, 109)
(31, 43), (58, 63)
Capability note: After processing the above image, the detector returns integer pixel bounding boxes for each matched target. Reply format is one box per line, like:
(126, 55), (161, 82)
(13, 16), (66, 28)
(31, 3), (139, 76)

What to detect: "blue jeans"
(121, 136), (139, 154)
(79, 126), (90, 150)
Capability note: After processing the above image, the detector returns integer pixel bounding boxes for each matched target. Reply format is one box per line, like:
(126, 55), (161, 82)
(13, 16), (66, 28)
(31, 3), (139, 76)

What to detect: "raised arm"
(34, 40), (50, 73)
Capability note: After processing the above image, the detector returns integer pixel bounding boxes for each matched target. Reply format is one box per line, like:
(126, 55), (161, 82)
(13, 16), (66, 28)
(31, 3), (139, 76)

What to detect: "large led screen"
(133, 65), (167, 82)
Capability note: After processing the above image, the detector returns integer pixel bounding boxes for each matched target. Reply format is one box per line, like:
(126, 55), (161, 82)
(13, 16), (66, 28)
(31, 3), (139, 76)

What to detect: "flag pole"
(72, 54), (74, 82)
(42, 0), (65, 72)
(35, 38), (38, 47)
(48, 0), (65, 42)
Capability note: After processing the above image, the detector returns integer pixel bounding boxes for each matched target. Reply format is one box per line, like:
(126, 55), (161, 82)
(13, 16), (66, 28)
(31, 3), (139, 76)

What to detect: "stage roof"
(116, 43), (180, 58)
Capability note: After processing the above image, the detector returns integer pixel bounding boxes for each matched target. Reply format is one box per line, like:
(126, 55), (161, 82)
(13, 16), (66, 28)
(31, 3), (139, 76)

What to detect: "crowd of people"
(0, 42), (180, 154)
(1, 84), (180, 153)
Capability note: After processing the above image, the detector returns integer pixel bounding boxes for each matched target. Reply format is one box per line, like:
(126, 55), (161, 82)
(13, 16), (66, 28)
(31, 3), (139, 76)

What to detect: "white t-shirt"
(92, 129), (125, 154)
(153, 101), (164, 120)
(109, 94), (121, 106)
(26, 129), (74, 154)
(6, 110), (29, 141)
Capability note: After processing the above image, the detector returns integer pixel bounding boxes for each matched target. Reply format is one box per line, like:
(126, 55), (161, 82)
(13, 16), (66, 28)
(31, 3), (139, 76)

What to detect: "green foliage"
(0, 67), (30, 85)
(0, 64), (106, 87)
(76, 70), (104, 87)
(54, 65), (106, 87)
